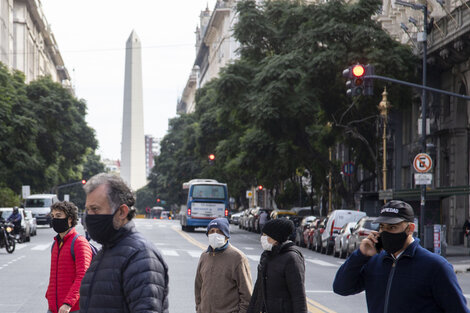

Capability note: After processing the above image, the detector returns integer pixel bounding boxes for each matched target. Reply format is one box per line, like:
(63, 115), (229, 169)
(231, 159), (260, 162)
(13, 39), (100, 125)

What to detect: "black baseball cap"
(374, 200), (414, 224)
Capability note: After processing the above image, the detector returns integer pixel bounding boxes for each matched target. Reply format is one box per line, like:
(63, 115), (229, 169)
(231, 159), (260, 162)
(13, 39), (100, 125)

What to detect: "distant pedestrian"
(46, 201), (92, 313)
(247, 218), (307, 313)
(79, 173), (169, 313)
(463, 217), (470, 238)
(333, 200), (470, 313)
(195, 218), (253, 313)
(258, 209), (269, 233)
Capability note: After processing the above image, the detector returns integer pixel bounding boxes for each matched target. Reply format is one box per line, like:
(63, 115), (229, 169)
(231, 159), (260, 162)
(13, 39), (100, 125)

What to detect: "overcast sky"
(41, 0), (217, 160)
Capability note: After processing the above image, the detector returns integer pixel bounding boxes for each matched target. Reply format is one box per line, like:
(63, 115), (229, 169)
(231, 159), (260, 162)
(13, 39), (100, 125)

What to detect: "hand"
(58, 304), (71, 313)
(359, 231), (379, 257)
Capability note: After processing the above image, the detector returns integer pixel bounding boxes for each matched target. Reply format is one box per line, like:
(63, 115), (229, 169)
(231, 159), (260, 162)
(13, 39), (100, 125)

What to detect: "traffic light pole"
(420, 5), (428, 241)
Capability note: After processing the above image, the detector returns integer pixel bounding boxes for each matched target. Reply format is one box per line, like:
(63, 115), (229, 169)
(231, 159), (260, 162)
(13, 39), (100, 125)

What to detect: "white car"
(24, 210), (37, 236)
(0, 208), (31, 242)
(230, 212), (243, 225)
(333, 221), (357, 258)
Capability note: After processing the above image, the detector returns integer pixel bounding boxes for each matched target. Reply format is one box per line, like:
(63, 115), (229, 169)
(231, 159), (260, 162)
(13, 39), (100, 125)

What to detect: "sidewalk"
(445, 245), (470, 273)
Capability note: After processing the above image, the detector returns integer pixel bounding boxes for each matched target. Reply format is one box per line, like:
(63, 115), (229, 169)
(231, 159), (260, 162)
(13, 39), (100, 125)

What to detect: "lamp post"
(395, 0), (428, 240)
(378, 88), (391, 203)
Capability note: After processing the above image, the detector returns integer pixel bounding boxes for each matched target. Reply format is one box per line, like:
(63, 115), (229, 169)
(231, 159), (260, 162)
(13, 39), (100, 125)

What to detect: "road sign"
(414, 173), (432, 185)
(246, 190), (253, 199)
(342, 162), (355, 176)
(413, 153), (432, 173)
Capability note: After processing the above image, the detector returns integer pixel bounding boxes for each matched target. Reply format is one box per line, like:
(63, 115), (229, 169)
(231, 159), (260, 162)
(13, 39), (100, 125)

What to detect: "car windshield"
(25, 199), (52, 208)
(1, 209), (13, 218)
(191, 185), (225, 200)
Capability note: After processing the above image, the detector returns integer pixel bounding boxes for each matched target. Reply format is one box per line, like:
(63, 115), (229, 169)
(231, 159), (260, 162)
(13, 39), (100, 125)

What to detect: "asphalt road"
(1, 218), (469, 313)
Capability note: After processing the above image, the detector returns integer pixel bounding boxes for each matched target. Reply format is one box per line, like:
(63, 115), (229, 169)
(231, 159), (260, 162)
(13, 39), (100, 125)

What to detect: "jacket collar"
(103, 220), (135, 248)
(207, 241), (230, 253)
(54, 227), (77, 243)
(383, 238), (420, 261)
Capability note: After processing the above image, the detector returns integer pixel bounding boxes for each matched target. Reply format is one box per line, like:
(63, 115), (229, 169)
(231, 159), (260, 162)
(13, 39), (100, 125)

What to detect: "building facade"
(0, 0), (70, 85)
(145, 135), (160, 178)
(178, 0), (241, 114)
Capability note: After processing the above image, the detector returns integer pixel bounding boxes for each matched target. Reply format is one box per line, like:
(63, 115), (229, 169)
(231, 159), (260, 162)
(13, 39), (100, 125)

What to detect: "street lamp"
(395, 0), (428, 240)
(378, 88), (391, 203)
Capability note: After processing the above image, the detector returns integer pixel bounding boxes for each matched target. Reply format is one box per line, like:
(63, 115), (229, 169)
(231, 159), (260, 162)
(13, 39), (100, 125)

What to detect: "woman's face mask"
(261, 235), (273, 251)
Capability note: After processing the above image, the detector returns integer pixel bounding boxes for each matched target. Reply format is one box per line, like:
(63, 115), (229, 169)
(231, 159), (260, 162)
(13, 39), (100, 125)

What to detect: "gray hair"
(83, 173), (136, 220)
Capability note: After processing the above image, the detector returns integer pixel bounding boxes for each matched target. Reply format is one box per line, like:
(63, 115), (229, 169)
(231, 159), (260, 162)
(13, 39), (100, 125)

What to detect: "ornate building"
(0, 0), (70, 85)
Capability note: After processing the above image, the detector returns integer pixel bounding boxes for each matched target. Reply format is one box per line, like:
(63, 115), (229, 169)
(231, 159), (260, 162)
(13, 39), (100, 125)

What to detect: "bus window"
(191, 185), (225, 200)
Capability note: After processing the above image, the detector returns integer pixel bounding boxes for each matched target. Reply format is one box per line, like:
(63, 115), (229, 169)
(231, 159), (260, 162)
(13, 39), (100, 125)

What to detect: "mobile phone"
(375, 236), (383, 252)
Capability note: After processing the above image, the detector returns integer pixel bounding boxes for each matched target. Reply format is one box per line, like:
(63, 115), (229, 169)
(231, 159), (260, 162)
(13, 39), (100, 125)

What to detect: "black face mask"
(381, 226), (409, 254)
(52, 218), (70, 234)
(85, 209), (120, 244)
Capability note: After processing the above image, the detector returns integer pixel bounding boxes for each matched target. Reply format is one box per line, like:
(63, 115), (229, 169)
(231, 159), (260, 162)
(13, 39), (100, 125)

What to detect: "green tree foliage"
(0, 64), (98, 196)
(150, 0), (417, 209)
(0, 187), (20, 207)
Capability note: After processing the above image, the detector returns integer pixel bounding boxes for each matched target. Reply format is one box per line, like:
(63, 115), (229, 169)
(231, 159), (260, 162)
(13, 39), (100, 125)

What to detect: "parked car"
(303, 218), (320, 249)
(321, 210), (367, 255)
(333, 221), (357, 258)
(295, 216), (317, 247)
(230, 211), (244, 225)
(313, 217), (328, 252)
(248, 207), (261, 232)
(270, 209), (297, 220)
(24, 210), (37, 236)
(255, 209), (272, 233)
(238, 209), (249, 229)
(0, 208), (30, 243)
(347, 216), (380, 256)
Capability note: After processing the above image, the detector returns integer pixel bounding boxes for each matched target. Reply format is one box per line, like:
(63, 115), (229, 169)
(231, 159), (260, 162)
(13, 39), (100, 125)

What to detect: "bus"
(180, 179), (229, 232)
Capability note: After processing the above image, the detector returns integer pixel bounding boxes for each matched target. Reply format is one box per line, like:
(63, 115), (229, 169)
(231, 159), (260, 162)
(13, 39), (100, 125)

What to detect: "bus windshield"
(191, 185), (225, 200)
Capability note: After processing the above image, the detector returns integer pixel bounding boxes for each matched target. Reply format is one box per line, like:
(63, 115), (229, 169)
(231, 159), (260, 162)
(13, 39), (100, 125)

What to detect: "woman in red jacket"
(46, 201), (92, 313)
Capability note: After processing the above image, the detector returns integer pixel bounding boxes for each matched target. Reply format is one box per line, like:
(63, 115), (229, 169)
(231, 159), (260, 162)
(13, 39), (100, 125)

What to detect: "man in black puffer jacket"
(247, 218), (307, 313)
(80, 173), (169, 313)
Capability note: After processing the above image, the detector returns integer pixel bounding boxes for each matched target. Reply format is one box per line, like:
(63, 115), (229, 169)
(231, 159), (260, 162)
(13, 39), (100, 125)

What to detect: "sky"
(41, 0), (217, 160)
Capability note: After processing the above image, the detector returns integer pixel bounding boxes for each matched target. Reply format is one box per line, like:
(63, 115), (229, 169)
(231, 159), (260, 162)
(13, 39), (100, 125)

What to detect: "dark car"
(295, 216), (317, 247)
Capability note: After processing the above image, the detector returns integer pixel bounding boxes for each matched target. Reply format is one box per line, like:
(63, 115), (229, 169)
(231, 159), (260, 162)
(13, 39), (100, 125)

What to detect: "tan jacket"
(195, 244), (253, 313)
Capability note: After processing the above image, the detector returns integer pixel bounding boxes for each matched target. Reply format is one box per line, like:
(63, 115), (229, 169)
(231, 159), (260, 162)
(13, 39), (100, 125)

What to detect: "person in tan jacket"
(195, 218), (252, 313)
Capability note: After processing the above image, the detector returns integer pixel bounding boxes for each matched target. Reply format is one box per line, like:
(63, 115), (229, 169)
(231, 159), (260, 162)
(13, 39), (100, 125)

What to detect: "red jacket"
(46, 227), (92, 313)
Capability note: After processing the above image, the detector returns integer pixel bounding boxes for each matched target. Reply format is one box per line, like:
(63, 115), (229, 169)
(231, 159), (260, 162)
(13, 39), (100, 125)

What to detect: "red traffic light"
(352, 64), (365, 78)
(157, 198), (161, 203)
(208, 154), (215, 161)
(81, 179), (86, 185)
(258, 185), (263, 190)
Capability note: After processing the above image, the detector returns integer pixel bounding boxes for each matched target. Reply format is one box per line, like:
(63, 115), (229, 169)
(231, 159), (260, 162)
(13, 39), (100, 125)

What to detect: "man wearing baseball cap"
(333, 200), (470, 313)
(194, 218), (252, 313)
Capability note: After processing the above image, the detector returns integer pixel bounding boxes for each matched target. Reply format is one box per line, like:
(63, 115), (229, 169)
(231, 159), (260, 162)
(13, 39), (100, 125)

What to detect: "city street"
(0, 218), (469, 313)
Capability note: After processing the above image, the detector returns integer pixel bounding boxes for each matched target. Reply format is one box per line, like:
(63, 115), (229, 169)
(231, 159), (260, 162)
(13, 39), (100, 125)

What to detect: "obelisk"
(120, 31), (146, 191)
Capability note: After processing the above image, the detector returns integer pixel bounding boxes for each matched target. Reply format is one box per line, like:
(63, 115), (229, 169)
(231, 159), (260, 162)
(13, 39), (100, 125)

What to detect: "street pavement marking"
(306, 259), (339, 267)
(161, 249), (179, 256)
(31, 243), (52, 251)
(187, 250), (203, 258)
(0, 255), (25, 271)
(246, 255), (260, 262)
(307, 297), (338, 313)
(244, 247), (255, 250)
(154, 242), (170, 246)
(171, 225), (206, 250)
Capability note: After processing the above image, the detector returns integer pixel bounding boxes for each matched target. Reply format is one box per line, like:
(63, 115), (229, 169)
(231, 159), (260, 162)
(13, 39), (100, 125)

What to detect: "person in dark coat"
(79, 173), (169, 313)
(247, 218), (307, 313)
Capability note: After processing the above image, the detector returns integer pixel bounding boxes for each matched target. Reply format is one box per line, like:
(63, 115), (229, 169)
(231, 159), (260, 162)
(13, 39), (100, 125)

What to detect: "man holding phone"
(333, 200), (469, 313)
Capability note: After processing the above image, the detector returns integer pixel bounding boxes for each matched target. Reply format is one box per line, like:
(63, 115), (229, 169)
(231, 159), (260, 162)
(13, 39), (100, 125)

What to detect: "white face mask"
(261, 235), (273, 251)
(208, 233), (226, 249)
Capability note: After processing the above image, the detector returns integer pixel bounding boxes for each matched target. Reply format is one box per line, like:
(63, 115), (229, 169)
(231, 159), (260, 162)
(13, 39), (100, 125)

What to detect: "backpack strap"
(70, 233), (80, 262)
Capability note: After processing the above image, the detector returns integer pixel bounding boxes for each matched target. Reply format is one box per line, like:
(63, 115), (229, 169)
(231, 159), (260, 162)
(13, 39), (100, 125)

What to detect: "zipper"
(383, 259), (397, 313)
(55, 241), (61, 313)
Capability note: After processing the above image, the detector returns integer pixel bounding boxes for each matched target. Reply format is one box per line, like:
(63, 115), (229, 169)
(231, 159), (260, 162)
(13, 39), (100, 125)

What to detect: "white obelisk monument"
(120, 31), (146, 190)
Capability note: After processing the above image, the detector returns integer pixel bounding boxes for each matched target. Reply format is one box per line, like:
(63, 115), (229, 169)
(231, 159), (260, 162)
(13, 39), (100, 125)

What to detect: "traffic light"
(208, 154), (215, 165)
(258, 185), (263, 191)
(156, 198), (161, 203)
(363, 64), (374, 96)
(81, 179), (86, 185)
(343, 64), (366, 97)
